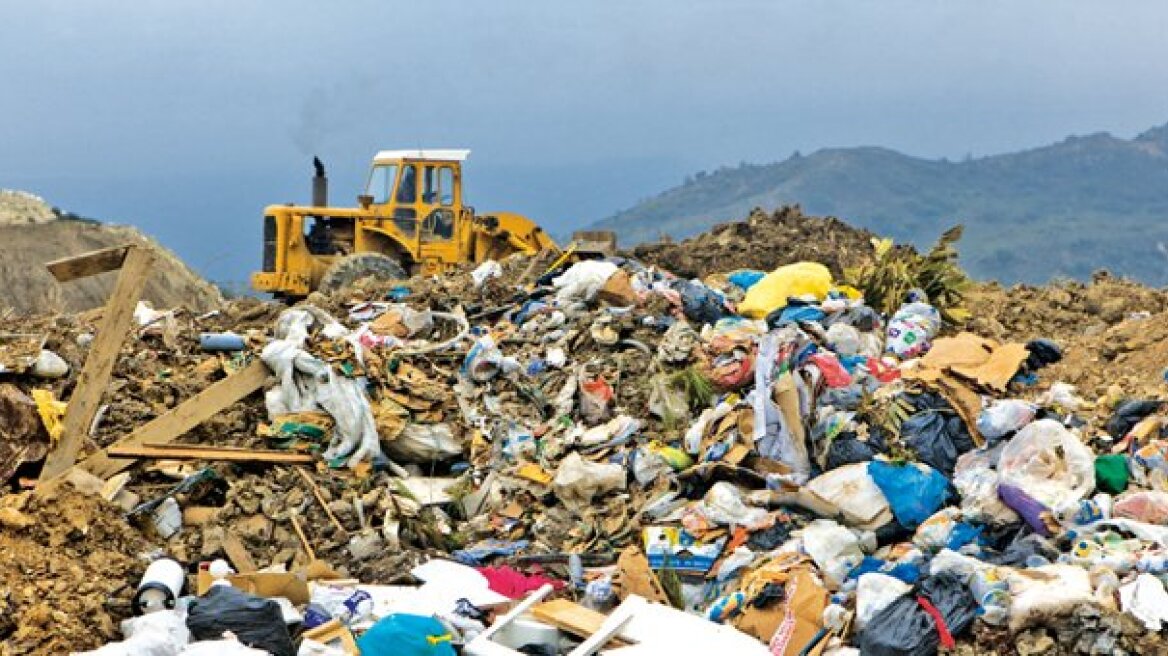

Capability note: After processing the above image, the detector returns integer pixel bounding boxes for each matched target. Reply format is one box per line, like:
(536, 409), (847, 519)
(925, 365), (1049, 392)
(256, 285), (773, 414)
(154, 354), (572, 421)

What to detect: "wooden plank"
(77, 358), (270, 479)
(106, 443), (313, 464)
(295, 467), (349, 537)
(45, 245), (132, 283)
(38, 246), (154, 482)
(222, 531), (258, 573)
(532, 599), (630, 647)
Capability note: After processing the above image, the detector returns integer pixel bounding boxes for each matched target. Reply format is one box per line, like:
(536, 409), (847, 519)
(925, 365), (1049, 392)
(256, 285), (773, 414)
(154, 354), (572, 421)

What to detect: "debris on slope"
(630, 205), (883, 279)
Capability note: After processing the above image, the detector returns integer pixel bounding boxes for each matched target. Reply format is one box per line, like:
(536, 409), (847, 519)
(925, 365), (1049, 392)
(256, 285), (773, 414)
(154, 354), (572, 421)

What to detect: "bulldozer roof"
(373, 148), (470, 162)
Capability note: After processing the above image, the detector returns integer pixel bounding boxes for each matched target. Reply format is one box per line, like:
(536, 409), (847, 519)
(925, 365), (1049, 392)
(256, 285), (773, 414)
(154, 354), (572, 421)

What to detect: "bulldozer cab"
(362, 149), (466, 249)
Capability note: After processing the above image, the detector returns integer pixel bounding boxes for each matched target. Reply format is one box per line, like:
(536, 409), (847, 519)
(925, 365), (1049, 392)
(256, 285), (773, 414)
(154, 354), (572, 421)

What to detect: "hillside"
(592, 123), (1168, 285)
(0, 190), (222, 313)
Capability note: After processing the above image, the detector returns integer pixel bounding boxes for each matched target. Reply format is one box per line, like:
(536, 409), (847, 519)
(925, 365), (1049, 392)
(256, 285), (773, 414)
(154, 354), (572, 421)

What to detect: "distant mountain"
(592, 124), (1168, 285)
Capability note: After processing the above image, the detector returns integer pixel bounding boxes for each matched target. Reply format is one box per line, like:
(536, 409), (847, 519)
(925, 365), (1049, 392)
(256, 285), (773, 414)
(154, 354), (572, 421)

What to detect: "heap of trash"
(5, 211), (1168, 655)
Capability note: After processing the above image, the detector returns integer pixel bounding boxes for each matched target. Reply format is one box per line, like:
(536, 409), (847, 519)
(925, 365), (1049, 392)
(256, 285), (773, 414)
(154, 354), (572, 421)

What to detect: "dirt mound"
(629, 205), (883, 279)
(0, 486), (155, 655)
(0, 190), (222, 314)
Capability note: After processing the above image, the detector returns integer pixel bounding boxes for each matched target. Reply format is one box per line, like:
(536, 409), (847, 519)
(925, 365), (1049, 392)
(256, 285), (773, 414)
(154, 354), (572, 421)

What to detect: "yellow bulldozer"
(251, 149), (615, 298)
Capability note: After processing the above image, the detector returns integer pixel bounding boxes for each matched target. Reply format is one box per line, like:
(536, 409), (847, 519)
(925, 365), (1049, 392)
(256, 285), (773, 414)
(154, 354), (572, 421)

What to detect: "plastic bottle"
(970, 568), (1010, 626)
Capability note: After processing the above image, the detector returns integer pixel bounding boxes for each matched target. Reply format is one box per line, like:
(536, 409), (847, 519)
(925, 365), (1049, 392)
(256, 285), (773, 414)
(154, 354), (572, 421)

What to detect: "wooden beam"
(106, 443), (312, 464)
(222, 531), (258, 573)
(45, 245), (132, 283)
(76, 358), (270, 479)
(38, 246), (155, 482)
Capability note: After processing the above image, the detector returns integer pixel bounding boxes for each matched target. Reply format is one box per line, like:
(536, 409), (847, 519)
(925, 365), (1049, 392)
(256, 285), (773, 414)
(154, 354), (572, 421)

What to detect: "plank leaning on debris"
(106, 443), (313, 463)
(38, 245), (154, 482)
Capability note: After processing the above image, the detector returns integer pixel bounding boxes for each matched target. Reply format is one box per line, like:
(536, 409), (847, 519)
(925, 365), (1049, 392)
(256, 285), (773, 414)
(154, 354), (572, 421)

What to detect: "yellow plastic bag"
(738, 262), (833, 318)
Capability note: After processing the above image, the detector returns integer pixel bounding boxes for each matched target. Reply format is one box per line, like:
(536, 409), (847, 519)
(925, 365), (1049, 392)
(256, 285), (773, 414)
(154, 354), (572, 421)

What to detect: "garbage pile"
(6, 219), (1168, 655)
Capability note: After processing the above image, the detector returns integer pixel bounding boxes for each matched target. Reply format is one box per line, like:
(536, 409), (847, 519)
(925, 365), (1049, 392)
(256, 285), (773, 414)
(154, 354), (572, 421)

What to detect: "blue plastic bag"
(728, 269), (766, 290)
(357, 614), (456, 656)
(868, 460), (949, 529)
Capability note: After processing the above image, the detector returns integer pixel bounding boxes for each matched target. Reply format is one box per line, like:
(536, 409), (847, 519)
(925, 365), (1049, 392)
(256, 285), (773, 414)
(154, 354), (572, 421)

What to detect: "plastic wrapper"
(698, 481), (770, 529)
(77, 609), (190, 656)
(1106, 399), (1163, 439)
(1113, 489), (1168, 525)
(998, 419), (1095, 508)
(185, 586), (295, 656)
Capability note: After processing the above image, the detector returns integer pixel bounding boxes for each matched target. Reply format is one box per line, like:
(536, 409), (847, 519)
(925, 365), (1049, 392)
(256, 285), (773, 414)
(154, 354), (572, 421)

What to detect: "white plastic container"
(133, 558), (185, 615)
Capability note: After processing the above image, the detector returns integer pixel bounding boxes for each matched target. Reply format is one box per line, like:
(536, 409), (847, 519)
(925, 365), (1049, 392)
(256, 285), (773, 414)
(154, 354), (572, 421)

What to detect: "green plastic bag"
(1095, 454), (1130, 494)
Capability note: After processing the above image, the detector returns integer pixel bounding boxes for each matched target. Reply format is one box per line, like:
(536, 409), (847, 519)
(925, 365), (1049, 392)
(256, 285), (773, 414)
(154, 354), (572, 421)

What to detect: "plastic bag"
(383, 423), (462, 463)
(185, 586), (295, 656)
(1007, 564), (1093, 632)
(1113, 489), (1168, 525)
(77, 609), (190, 656)
(802, 519), (865, 587)
(1119, 573), (1168, 631)
(552, 260), (618, 304)
(738, 261), (833, 319)
(578, 369), (614, 425)
(356, 613), (455, 656)
(998, 419), (1095, 508)
(552, 452), (626, 513)
(868, 460), (949, 529)
(858, 573), (977, 656)
(671, 279), (726, 326)
(902, 408), (976, 476)
(885, 301), (941, 359)
(699, 481), (770, 529)
(648, 373), (690, 427)
(855, 573), (911, 630)
(952, 462), (1019, 527)
(826, 323), (862, 356)
(178, 640), (270, 656)
(471, 260), (502, 288)
(1106, 399), (1163, 439)
(976, 400), (1037, 441)
(825, 436), (880, 470)
(728, 269), (766, 290)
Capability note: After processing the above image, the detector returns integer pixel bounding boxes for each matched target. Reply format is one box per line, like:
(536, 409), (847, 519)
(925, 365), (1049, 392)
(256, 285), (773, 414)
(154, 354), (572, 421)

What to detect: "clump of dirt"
(0, 485), (155, 655)
(964, 271), (1168, 345)
(965, 271), (1168, 401)
(629, 205), (884, 279)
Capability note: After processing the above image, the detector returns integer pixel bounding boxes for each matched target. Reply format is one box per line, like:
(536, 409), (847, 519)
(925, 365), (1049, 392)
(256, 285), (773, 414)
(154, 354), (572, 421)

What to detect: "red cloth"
(476, 566), (565, 599)
(808, 353), (852, 388)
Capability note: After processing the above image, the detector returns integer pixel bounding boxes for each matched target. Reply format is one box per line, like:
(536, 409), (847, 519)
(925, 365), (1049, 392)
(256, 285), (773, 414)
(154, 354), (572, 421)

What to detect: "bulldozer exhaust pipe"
(312, 156), (327, 207)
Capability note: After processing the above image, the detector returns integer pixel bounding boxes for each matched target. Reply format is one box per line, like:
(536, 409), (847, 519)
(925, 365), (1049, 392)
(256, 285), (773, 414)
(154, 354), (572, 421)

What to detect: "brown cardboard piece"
(615, 546), (670, 605)
(195, 571), (310, 605)
(733, 568), (828, 656)
(596, 269), (638, 307)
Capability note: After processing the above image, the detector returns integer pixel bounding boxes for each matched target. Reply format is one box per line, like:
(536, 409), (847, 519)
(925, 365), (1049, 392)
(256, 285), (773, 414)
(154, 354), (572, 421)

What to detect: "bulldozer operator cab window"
(366, 164), (397, 204)
(396, 165), (418, 204)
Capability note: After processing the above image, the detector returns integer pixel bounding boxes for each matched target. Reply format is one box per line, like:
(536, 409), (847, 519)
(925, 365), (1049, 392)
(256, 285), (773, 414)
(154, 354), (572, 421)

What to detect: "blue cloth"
(452, 539), (529, 565)
(868, 460), (949, 529)
(848, 556), (922, 584)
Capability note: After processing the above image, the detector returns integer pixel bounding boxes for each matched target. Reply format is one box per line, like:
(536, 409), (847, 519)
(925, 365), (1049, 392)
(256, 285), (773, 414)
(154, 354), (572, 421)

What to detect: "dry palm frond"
(845, 225), (971, 324)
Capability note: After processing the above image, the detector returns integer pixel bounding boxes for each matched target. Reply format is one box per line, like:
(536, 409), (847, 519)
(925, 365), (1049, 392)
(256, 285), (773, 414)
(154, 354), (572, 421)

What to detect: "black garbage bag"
(858, 573), (977, 656)
(822, 304), (883, 332)
(1024, 338), (1062, 370)
(987, 531), (1061, 568)
(670, 280), (726, 326)
(186, 585), (296, 656)
(826, 436), (880, 469)
(1106, 399), (1163, 438)
(902, 410), (976, 476)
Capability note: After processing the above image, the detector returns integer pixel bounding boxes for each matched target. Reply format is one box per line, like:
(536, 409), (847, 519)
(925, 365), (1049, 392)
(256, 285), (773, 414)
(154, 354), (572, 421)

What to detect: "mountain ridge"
(592, 122), (1168, 284)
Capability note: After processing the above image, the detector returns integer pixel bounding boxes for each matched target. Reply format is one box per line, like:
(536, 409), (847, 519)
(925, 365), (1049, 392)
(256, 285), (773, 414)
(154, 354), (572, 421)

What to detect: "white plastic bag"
(383, 423), (462, 462)
(552, 452), (626, 512)
(977, 400), (1037, 440)
(700, 481), (770, 529)
(471, 260), (503, 288)
(998, 419), (1095, 508)
(1120, 573), (1168, 631)
(551, 261), (618, 304)
(74, 609), (190, 656)
(855, 573), (911, 630)
(801, 519), (864, 588)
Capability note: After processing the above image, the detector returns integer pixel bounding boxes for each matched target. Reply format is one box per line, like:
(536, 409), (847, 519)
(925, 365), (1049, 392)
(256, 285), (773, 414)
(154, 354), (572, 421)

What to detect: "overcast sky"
(2, 0), (1167, 287)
